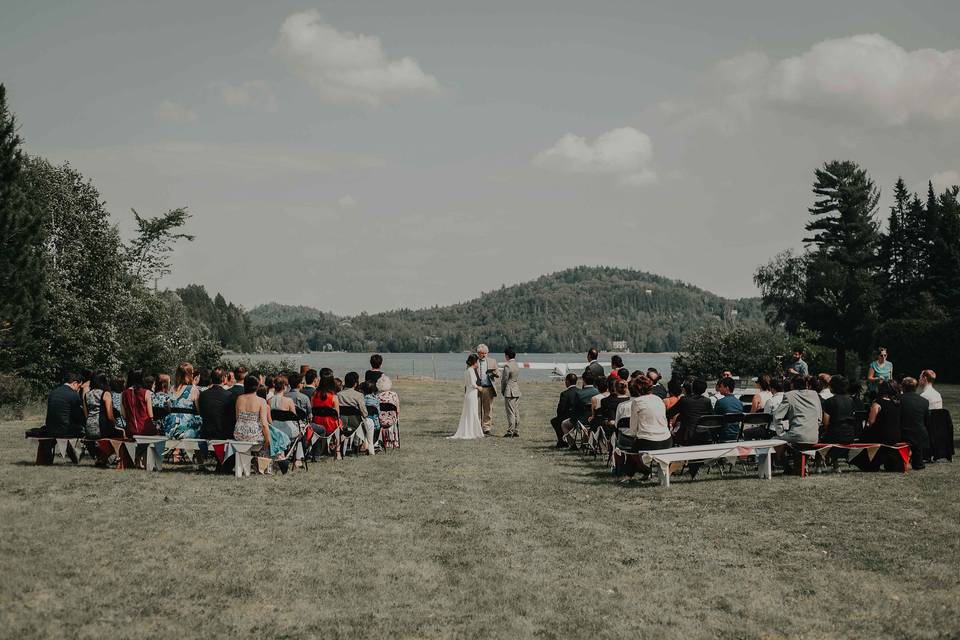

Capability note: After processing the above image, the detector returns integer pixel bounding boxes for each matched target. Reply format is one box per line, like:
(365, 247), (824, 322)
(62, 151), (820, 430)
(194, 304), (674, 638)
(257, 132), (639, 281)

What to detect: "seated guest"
(302, 368), (319, 399)
(821, 375), (857, 443)
(83, 373), (109, 439)
(121, 369), (157, 436)
(647, 368), (667, 399)
(285, 371), (312, 419)
(196, 368), (212, 391)
(269, 375), (300, 441)
(198, 368), (233, 439)
(899, 377), (930, 470)
(43, 372), (85, 437)
(234, 375), (290, 459)
(817, 373), (833, 400)
(551, 373), (580, 448)
(663, 376), (682, 413)
(599, 379), (631, 435)
(750, 374), (773, 413)
(334, 377), (344, 393)
(713, 377), (743, 442)
(152, 373), (172, 422)
(762, 378), (785, 415)
(852, 380), (902, 471)
(919, 370), (943, 410)
(165, 362), (201, 439)
(666, 378), (712, 446)
(607, 356), (625, 386)
(848, 379), (866, 411)
(231, 366), (248, 393)
(589, 378), (610, 425)
(619, 374), (672, 481)
(362, 381), (382, 447)
(109, 377), (127, 433)
(311, 373), (341, 459)
(365, 354), (384, 385)
(337, 372), (370, 452)
(561, 375), (599, 445)
(377, 375), (401, 448)
(772, 376), (822, 446)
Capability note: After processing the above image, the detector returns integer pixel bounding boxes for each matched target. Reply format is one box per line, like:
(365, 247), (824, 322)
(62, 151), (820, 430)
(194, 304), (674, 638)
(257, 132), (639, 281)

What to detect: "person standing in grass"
(866, 347), (893, 397)
(450, 354), (485, 440)
(500, 347), (521, 438)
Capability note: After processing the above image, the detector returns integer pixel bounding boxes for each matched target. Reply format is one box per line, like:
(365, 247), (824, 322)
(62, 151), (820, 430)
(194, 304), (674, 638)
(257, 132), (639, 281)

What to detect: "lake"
(231, 352), (675, 382)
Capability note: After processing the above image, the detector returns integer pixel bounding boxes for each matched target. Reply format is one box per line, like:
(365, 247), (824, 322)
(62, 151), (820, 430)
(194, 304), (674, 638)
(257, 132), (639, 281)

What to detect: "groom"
(501, 347), (521, 437)
(476, 344), (498, 435)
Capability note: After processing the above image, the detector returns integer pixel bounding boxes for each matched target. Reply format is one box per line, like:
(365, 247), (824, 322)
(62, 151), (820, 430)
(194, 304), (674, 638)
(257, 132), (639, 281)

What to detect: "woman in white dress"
(449, 354), (485, 440)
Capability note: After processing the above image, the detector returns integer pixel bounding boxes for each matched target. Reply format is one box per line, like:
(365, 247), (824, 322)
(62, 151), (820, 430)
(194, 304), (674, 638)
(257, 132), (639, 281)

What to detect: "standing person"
(450, 354), (485, 440)
(583, 348), (604, 386)
(866, 347), (893, 397)
(500, 347), (521, 438)
(787, 348), (808, 377)
(899, 377), (930, 470)
(365, 354), (384, 385)
(919, 370), (943, 410)
(476, 344), (499, 435)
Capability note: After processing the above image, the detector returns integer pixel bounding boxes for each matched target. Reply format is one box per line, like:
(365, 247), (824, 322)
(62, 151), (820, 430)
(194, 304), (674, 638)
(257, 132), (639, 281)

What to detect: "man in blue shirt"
(787, 347), (808, 377)
(713, 377), (743, 441)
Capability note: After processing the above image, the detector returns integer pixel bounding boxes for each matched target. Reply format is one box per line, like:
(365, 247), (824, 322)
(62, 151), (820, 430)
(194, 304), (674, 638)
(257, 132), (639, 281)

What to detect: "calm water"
(233, 352), (675, 382)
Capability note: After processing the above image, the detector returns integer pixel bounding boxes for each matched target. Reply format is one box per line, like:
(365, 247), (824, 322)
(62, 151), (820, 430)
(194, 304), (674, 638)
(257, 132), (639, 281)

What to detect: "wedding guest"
(562, 373), (599, 445)
(750, 375), (773, 413)
(866, 347), (893, 397)
(476, 344), (499, 434)
(198, 368), (233, 439)
(666, 378), (712, 446)
(121, 369), (157, 436)
(919, 370), (943, 410)
(197, 368), (212, 391)
(713, 377), (742, 442)
(152, 373), (172, 423)
(44, 372), (85, 437)
(762, 377), (788, 433)
(334, 377), (344, 393)
(362, 381), (382, 447)
(82, 373), (109, 439)
(302, 369), (318, 399)
(365, 354), (384, 385)
(338, 372), (369, 450)
(599, 379), (631, 433)
(285, 371), (312, 419)
(583, 348), (603, 386)
(109, 377), (127, 432)
(853, 380), (902, 471)
(772, 376), (822, 473)
(269, 374), (300, 441)
(647, 368), (667, 399)
(377, 375), (401, 448)
(817, 373), (834, 400)
(899, 377), (930, 470)
(607, 356), (625, 385)
(311, 373), (341, 459)
(619, 374), (672, 481)
(821, 375), (857, 443)
(663, 377), (682, 413)
(234, 375), (289, 459)
(590, 377), (610, 420)
(165, 363), (201, 439)
(231, 366), (248, 394)
(551, 373), (579, 448)
(787, 348), (808, 377)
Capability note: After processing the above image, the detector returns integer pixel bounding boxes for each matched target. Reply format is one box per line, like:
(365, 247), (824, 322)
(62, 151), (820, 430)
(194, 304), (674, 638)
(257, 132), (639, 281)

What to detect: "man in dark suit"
(551, 373), (579, 448)
(582, 348), (603, 386)
(198, 368), (233, 439)
(647, 368), (668, 399)
(43, 372), (85, 437)
(899, 377), (930, 470)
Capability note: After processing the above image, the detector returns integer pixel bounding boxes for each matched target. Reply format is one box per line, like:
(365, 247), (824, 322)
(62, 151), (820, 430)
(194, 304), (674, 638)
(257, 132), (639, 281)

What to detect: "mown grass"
(1, 380), (958, 639)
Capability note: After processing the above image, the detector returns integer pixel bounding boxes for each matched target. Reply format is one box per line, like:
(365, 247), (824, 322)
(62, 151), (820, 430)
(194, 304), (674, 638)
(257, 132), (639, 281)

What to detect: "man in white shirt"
(919, 369), (944, 410)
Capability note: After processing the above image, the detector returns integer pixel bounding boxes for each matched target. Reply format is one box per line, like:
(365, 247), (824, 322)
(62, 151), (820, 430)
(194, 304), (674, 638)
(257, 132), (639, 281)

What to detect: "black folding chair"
(740, 412), (773, 440)
(694, 414), (726, 443)
(926, 409), (954, 462)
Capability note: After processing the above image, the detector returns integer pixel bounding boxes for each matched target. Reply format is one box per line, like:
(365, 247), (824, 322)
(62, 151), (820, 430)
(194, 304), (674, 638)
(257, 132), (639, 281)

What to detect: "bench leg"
(35, 440), (55, 465)
(757, 448), (772, 480)
(658, 461), (670, 488)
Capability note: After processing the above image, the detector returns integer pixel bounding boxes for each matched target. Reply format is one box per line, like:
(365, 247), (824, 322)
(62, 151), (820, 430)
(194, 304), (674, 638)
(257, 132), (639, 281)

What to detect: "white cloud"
(275, 9), (441, 107)
(671, 34), (960, 132)
(931, 170), (960, 192)
(217, 81), (278, 112)
(533, 127), (658, 187)
(155, 100), (197, 123)
(337, 194), (358, 209)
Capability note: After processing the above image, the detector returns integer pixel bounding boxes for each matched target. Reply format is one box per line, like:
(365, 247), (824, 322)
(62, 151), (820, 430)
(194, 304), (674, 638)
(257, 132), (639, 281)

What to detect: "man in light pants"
(501, 347), (521, 437)
(476, 344), (499, 434)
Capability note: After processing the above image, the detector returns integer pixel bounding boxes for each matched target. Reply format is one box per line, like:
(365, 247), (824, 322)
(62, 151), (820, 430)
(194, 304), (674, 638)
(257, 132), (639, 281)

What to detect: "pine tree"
(802, 160), (882, 373)
(0, 84), (46, 374)
(879, 177), (910, 305)
(929, 185), (960, 315)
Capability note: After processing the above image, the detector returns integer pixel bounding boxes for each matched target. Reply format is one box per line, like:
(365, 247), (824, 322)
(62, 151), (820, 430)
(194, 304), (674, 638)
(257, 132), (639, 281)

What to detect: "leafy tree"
(126, 207), (194, 288)
(0, 84), (46, 376)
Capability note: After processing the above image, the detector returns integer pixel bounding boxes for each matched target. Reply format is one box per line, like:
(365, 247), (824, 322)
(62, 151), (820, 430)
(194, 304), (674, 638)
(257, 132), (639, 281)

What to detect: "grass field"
(1, 380), (959, 639)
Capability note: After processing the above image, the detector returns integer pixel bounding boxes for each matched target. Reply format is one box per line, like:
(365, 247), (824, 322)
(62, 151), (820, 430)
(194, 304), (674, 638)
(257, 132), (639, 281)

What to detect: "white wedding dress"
(449, 367), (485, 440)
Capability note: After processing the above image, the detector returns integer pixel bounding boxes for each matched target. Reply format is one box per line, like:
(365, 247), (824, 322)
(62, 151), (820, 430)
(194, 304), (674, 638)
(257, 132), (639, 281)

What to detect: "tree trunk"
(835, 346), (846, 376)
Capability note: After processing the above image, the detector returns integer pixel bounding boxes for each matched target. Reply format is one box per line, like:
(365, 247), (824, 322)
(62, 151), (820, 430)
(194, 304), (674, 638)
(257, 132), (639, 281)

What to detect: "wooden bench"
(798, 442), (911, 475)
(616, 439), (787, 487)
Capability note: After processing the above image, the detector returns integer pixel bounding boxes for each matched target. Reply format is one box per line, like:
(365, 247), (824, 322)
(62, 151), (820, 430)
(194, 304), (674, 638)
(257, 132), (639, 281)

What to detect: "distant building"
(611, 340), (628, 351)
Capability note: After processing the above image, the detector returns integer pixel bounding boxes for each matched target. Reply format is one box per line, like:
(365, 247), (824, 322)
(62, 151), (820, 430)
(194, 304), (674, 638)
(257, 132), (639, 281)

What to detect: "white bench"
(632, 439), (787, 487)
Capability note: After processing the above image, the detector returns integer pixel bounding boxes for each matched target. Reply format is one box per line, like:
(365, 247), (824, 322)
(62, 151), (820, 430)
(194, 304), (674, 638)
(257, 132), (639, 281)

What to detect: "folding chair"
(693, 414), (736, 476)
(926, 409), (954, 462)
(339, 406), (366, 457)
(740, 413), (774, 440)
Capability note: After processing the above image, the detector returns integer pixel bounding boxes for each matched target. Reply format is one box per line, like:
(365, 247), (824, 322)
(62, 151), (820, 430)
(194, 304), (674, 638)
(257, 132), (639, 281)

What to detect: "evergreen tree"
(930, 185), (960, 315)
(802, 160), (882, 373)
(879, 177), (910, 305)
(0, 84), (46, 375)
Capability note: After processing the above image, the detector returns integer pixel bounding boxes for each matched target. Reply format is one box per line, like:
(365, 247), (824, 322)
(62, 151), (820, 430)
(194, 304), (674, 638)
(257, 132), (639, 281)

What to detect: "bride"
(449, 353), (485, 439)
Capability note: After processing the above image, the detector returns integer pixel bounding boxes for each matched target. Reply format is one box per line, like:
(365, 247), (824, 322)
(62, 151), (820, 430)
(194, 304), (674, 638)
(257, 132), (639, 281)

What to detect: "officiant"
(476, 344), (498, 435)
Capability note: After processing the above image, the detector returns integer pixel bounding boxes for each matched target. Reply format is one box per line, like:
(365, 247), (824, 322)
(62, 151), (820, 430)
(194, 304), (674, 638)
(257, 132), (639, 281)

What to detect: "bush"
(876, 317), (960, 383)
(672, 324), (793, 380)
(0, 373), (41, 420)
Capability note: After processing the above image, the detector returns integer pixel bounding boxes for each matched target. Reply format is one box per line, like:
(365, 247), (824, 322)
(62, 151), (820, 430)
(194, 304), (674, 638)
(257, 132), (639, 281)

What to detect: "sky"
(3, 0), (960, 314)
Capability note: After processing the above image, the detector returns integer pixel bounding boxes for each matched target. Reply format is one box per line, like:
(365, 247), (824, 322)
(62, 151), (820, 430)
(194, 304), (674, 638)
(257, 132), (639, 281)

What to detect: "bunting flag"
(212, 443), (227, 463)
(54, 439), (78, 462)
(256, 457), (272, 475)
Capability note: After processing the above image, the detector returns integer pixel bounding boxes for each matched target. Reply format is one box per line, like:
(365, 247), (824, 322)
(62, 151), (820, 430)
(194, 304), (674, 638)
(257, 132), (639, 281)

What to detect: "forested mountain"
(247, 266), (763, 353)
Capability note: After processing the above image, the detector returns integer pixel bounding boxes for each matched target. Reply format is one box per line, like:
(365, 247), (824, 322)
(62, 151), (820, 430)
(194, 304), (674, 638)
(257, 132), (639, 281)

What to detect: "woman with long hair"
(165, 362), (201, 439)
(450, 354), (484, 440)
(121, 369), (157, 436)
(234, 375), (291, 460)
(311, 373), (342, 459)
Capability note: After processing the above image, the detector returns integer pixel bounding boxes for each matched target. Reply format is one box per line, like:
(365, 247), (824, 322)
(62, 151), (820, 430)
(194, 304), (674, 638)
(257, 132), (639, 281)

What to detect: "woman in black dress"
(852, 380), (903, 471)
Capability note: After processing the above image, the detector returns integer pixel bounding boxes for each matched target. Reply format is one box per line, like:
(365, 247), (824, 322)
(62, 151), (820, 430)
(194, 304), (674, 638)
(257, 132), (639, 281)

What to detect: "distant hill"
(249, 266), (764, 353)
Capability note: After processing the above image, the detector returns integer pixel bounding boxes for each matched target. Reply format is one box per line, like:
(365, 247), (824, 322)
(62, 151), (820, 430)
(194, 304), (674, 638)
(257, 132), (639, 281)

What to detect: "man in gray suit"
(501, 347), (521, 437)
(476, 344), (499, 434)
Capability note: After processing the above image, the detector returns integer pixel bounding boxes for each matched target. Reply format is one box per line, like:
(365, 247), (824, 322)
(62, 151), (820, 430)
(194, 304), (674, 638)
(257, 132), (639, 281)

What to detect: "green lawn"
(1, 380), (958, 639)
